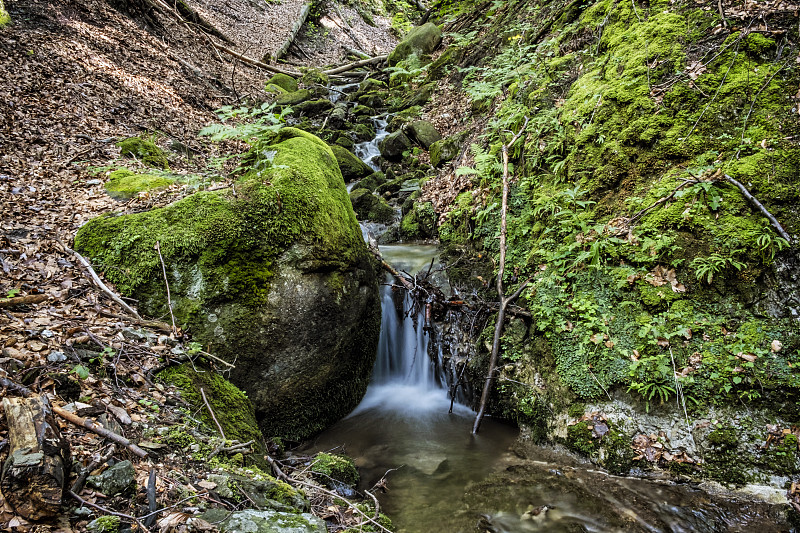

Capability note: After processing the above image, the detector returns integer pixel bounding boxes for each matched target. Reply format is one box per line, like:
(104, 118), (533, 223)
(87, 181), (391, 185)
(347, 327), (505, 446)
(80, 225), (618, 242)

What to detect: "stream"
(299, 95), (795, 532)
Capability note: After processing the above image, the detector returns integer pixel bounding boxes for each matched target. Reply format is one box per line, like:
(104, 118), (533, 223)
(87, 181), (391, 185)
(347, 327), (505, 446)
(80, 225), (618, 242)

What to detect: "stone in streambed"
(330, 145), (372, 182)
(378, 130), (412, 160)
(292, 99), (333, 115)
(350, 188), (395, 224)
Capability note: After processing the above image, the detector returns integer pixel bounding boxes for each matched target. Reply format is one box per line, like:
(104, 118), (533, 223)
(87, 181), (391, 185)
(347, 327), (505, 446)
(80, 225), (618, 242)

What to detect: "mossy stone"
(430, 131), (468, 167)
(330, 145), (372, 182)
(357, 92), (385, 109)
(266, 73), (298, 92)
(400, 201), (436, 240)
(350, 188), (395, 223)
(378, 130), (412, 160)
(0, 0), (10, 26)
(86, 516), (120, 533)
(291, 99), (334, 116)
(334, 136), (354, 149)
(117, 136), (169, 169)
(75, 128), (381, 441)
(355, 171), (386, 192)
(311, 453), (359, 487)
(104, 168), (173, 200)
(407, 120), (442, 149)
(387, 22), (443, 66)
(276, 89), (312, 106)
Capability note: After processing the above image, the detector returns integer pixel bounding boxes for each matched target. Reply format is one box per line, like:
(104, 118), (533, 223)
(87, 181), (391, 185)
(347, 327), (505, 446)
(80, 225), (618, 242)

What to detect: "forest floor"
(0, 0), (396, 530)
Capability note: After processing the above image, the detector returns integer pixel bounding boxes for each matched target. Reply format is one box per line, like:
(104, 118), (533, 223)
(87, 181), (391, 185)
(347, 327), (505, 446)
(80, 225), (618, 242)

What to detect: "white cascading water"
(354, 117), (389, 171)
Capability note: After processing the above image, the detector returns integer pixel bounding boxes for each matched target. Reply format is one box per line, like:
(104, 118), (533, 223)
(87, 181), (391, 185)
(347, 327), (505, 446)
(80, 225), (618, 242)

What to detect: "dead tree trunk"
(1, 395), (70, 519)
(472, 118), (529, 435)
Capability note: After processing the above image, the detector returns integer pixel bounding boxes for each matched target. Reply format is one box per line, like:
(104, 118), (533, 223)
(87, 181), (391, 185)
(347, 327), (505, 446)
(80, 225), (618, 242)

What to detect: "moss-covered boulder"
(400, 201), (436, 240)
(407, 120), (442, 149)
(75, 128), (381, 441)
(387, 22), (443, 66)
(266, 73), (298, 93)
(276, 89), (312, 106)
(430, 131), (468, 167)
(330, 145), (372, 182)
(350, 188), (395, 223)
(378, 130), (412, 160)
(117, 136), (169, 169)
(104, 168), (173, 200)
(202, 509), (326, 533)
(311, 453), (359, 488)
(354, 171), (386, 192)
(291, 99), (334, 116)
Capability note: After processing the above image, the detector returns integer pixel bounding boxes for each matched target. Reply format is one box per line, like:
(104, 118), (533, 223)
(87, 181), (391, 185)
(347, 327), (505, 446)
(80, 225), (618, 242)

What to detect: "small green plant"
(73, 365), (90, 380)
(690, 253), (747, 284)
(5, 288), (20, 298)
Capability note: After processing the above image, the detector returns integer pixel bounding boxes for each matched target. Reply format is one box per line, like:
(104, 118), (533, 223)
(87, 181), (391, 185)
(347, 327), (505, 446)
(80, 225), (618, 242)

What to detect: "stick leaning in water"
(473, 117), (530, 435)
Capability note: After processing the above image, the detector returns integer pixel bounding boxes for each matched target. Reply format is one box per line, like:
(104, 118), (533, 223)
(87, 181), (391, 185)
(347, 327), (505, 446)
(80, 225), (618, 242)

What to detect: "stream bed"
(299, 245), (793, 532)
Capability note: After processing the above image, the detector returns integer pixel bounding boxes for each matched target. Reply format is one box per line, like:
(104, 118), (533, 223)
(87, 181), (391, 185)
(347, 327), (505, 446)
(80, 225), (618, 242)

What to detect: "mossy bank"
(75, 127), (381, 441)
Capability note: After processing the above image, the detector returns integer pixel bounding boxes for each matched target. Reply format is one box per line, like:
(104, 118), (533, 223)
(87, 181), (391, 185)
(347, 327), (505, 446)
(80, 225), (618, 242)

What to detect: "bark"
(1, 395), (70, 520)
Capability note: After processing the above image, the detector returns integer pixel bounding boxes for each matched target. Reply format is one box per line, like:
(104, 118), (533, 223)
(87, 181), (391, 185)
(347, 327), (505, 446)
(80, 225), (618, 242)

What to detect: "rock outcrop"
(75, 128), (381, 440)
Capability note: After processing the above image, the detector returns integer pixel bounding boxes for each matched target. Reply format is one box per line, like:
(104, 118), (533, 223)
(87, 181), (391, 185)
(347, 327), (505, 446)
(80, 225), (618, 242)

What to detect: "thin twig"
(55, 238), (142, 320)
(200, 387), (226, 441)
(154, 241), (177, 334)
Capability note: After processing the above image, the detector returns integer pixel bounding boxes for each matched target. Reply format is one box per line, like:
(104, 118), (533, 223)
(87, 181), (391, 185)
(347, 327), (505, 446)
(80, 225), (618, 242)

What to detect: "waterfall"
(350, 250), (472, 418)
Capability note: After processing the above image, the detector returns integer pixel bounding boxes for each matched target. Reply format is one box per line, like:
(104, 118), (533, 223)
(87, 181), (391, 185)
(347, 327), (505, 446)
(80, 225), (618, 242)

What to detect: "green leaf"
(74, 365), (90, 380)
(6, 288), (20, 298)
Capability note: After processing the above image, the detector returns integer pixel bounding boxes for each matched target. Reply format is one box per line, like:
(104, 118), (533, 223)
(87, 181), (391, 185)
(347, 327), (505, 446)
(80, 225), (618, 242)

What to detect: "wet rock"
(379, 130), (412, 160)
(334, 136), (354, 149)
(355, 171), (386, 192)
(387, 22), (443, 66)
(87, 460), (135, 496)
(292, 99), (334, 116)
(350, 189), (395, 224)
(400, 201), (437, 240)
(330, 145), (372, 182)
(351, 104), (375, 117)
(327, 106), (347, 130)
(407, 120), (442, 149)
(358, 92), (385, 109)
(266, 73), (298, 93)
(276, 89), (312, 106)
(202, 509), (326, 533)
(353, 122), (376, 141)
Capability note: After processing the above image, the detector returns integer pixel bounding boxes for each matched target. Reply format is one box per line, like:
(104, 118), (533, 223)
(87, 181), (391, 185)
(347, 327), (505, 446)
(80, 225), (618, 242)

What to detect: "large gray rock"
(379, 130), (412, 160)
(388, 22), (443, 66)
(203, 509), (326, 533)
(75, 129), (381, 441)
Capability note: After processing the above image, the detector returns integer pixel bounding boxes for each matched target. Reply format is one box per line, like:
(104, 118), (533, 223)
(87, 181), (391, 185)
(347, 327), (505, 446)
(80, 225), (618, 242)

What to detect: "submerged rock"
(75, 128), (381, 440)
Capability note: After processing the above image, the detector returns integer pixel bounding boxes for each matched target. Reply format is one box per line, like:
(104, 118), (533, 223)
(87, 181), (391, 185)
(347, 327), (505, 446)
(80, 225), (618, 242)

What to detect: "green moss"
(87, 515), (120, 533)
(400, 201), (436, 240)
(566, 420), (599, 456)
(0, 0), (9, 26)
(104, 168), (173, 200)
(117, 135), (169, 169)
(157, 363), (265, 464)
(311, 453), (359, 487)
(708, 427), (738, 448)
(759, 433), (800, 476)
(567, 402), (586, 418)
(266, 73), (298, 93)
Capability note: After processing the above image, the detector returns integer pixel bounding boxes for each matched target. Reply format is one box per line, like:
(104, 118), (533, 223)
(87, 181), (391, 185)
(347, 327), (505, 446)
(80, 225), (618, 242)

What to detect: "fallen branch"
(0, 294), (48, 308)
(273, 0), (312, 61)
(53, 405), (148, 459)
(211, 41), (301, 76)
(70, 444), (115, 495)
(473, 117), (530, 435)
(324, 55), (387, 76)
(96, 309), (173, 333)
(724, 174), (792, 244)
(54, 238), (142, 321)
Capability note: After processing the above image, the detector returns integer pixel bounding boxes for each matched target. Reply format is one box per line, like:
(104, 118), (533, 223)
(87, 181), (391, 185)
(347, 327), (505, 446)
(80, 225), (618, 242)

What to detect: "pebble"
(85, 179), (102, 186)
(47, 351), (67, 362)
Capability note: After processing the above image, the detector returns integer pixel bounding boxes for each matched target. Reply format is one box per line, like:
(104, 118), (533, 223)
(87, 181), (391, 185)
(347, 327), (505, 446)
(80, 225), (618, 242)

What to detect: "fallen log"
(0, 294), (48, 308)
(1, 395), (70, 520)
